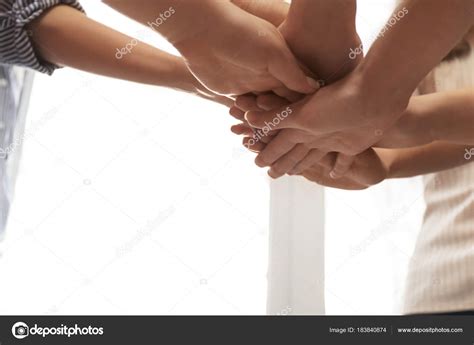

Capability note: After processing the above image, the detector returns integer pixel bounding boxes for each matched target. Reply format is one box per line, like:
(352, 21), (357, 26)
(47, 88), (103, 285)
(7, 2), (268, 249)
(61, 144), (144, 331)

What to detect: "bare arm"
(381, 142), (472, 179)
(102, 0), (316, 96)
(299, 142), (472, 190)
(281, 0), (360, 82)
(360, 0), (474, 114)
(26, 5), (231, 105)
(379, 88), (474, 148)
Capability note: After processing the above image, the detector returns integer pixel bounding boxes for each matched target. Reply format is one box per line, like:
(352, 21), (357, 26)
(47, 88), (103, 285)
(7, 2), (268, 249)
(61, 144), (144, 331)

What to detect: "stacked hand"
(224, 0), (474, 187)
(170, 1), (319, 97)
(228, 2), (393, 181)
(227, 1), (412, 183)
(104, 0), (471, 188)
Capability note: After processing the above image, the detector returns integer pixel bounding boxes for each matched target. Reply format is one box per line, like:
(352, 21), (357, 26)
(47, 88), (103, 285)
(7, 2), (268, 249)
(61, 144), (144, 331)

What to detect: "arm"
(379, 88), (474, 148)
(381, 143), (472, 179)
(281, 0), (361, 83)
(103, 0), (317, 96)
(26, 5), (232, 106)
(300, 143), (473, 190)
(360, 0), (474, 115)
(244, 0), (474, 154)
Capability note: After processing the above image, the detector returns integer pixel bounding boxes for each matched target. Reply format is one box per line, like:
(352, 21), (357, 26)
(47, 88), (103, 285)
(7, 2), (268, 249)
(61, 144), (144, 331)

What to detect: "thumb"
(268, 50), (320, 94)
(244, 101), (302, 130)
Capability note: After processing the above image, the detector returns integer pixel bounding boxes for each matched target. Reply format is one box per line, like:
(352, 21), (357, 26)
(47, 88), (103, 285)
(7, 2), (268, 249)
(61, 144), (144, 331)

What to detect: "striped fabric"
(0, 0), (83, 74)
(403, 40), (474, 314)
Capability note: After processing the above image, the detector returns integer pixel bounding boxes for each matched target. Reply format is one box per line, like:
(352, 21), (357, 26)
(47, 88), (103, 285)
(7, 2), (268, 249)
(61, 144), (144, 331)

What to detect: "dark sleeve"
(0, 0), (85, 74)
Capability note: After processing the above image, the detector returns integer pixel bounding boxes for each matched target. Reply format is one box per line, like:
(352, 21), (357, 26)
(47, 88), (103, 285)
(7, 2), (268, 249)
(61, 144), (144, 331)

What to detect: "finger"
(268, 50), (320, 94)
(289, 149), (328, 175)
(229, 106), (246, 121)
(259, 132), (274, 144)
(252, 127), (277, 144)
(272, 87), (304, 103)
(233, 123), (280, 144)
(243, 136), (266, 153)
(219, 95), (237, 108)
(245, 101), (303, 130)
(329, 153), (356, 179)
(256, 93), (289, 111)
(231, 123), (253, 136)
(301, 168), (367, 190)
(300, 164), (326, 181)
(268, 144), (310, 179)
(254, 131), (296, 168)
(234, 94), (261, 112)
(317, 152), (337, 169)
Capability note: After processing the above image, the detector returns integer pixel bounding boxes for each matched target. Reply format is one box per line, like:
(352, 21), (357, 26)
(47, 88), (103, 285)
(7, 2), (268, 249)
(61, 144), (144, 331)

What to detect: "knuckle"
(271, 165), (286, 176)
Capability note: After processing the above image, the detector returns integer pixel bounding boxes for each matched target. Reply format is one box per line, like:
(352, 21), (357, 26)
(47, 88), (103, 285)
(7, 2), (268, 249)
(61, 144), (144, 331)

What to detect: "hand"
(170, 57), (235, 107)
(233, 115), (389, 187)
(231, 0), (289, 27)
(231, 92), (366, 178)
(188, 79), (235, 108)
(238, 69), (409, 178)
(171, 1), (318, 96)
(299, 149), (389, 190)
(245, 71), (407, 152)
(229, 8), (366, 178)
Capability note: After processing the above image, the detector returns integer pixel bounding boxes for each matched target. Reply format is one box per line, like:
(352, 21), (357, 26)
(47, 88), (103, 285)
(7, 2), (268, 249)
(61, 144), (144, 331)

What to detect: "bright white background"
(0, 0), (424, 315)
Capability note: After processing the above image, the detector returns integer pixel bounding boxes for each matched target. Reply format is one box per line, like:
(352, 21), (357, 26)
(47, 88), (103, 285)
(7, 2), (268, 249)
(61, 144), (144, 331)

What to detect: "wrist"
(164, 1), (234, 47)
(354, 63), (411, 125)
(376, 148), (400, 179)
(163, 57), (198, 92)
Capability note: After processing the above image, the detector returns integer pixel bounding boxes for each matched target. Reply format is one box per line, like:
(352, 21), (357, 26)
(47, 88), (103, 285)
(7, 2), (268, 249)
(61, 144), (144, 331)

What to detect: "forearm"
(378, 88), (474, 147)
(357, 0), (474, 112)
(283, 0), (360, 81)
(104, 0), (289, 43)
(27, 5), (196, 91)
(380, 142), (472, 179)
(425, 88), (474, 144)
(103, 0), (233, 45)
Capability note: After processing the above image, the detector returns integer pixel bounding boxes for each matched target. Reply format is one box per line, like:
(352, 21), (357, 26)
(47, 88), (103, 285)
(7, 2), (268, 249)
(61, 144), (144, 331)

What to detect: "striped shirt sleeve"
(0, 0), (84, 75)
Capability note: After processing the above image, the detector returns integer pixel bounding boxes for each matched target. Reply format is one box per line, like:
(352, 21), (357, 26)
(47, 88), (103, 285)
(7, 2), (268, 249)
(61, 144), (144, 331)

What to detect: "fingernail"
(307, 77), (321, 90)
(244, 111), (251, 122)
(329, 171), (337, 179)
(244, 111), (257, 126)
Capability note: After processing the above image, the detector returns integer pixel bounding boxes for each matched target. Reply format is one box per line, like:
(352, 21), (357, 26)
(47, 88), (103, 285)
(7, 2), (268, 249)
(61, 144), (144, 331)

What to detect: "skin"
(301, 143), (473, 191)
(230, 0), (289, 27)
(235, 86), (474, 178)
(27, 5), (232, 106)
(379, 88), (474, 147)
(232, 0), (362, 178)
(243, 0), (474, 176)
(280, 0), (361, 83)
(103, 0), (319, 96)
(26, 1), (292, 107)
